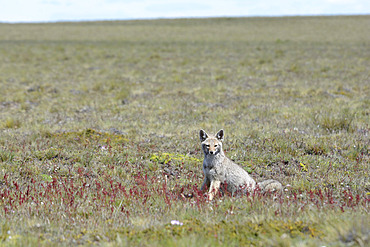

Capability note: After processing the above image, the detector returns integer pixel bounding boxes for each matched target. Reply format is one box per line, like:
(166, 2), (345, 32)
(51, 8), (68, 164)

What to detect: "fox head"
(199, 129), (224, 155)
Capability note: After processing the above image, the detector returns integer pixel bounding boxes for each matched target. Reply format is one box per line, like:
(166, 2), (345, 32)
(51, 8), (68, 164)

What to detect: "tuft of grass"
(0, 149), (15, 162)
(314, 108), (355, 133)
(1, 118), (21, 129)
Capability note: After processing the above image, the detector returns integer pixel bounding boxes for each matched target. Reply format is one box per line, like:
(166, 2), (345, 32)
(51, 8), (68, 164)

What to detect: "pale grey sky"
(0, 0), (369, 23)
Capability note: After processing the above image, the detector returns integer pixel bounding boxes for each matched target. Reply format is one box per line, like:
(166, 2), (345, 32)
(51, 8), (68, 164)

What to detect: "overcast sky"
(1, 0), (369, 23)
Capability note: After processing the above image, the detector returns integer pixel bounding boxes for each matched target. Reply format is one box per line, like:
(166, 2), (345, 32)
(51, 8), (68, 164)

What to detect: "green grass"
(0, 15), (369, 246)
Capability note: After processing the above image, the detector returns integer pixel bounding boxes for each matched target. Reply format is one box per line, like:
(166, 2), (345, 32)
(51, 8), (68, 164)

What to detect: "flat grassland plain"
(0, 16), (369, 246)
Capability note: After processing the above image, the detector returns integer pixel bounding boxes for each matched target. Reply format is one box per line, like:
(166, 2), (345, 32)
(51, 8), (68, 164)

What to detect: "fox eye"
(205, 144), (210, 147)
(214, 144), (218, 147)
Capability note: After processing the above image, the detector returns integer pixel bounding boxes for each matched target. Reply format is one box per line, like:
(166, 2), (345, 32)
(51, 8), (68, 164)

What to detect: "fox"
(200, 129), (282, 200)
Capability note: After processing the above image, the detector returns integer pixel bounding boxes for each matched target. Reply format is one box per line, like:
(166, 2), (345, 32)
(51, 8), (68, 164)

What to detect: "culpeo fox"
(200, 129), (282, 200)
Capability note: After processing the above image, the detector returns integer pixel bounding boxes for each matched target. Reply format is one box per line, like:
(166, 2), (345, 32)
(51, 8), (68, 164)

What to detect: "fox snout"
(203, 144), (219, 154)
(207, 143), (218, 154)
(202, 142), (221, 155)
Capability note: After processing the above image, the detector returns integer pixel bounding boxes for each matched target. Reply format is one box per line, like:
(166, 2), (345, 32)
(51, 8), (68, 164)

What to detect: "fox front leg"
(208, 180), (221, 201)
(201, 177), (210, 192)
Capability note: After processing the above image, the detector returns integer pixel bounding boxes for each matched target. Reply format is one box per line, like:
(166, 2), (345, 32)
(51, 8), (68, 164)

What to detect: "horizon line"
(1, 13), (369, 24)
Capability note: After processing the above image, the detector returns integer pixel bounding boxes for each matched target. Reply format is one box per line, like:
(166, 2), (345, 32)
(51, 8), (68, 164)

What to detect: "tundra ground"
(0, 16), (369, 246)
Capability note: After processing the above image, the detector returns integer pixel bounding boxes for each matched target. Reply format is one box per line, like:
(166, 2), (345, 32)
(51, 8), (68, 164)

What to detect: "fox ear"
(216, 129), (224, 141)
(199, 129), (209, 142)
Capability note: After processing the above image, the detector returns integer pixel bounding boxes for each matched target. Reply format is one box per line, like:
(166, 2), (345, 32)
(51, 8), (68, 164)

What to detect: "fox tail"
(257, 179), (283, 193)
